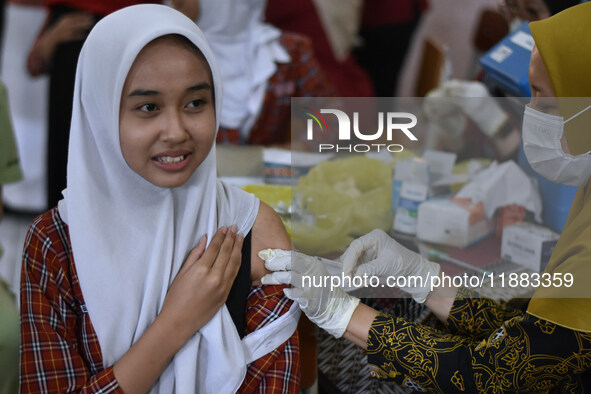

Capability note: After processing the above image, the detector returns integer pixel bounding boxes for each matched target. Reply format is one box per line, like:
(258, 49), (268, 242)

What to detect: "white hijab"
(58, 5), (297, 393)
(197, 0), (290, 141)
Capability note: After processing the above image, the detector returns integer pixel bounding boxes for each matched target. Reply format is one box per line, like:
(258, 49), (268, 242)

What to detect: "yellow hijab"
(527, 2), (591, 333)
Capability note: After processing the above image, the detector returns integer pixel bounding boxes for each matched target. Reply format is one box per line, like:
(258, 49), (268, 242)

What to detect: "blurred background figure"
(354, 0), (429, 98)
(0, 80), (21, 231)
(498, 0), (581, 24)
(419, 0), (583, 161)
(0, 79), (22, 394)
(27, 0), (159, 209)
(0, 0), (48, 213)
(173, 0), (335, 148)
(265, 0), (374, 98)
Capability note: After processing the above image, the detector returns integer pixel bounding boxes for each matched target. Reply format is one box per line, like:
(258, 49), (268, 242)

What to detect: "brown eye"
(187, 99), (205, 109)
(139, 103), (158, 112)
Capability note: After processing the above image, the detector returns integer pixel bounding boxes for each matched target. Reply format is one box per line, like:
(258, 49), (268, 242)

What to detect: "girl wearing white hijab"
(20, 4), (300, 393)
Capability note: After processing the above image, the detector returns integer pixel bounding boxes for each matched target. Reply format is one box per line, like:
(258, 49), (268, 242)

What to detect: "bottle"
(392, 158), (430, 234)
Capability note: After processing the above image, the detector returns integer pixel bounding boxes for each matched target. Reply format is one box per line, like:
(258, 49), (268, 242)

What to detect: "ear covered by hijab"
(57, 4), (282, 392)
(529, 2), (591, 154)
(527, 2), (591, 333)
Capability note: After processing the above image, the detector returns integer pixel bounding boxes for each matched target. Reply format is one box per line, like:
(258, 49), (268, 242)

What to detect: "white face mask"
(522, 105), (591, 187)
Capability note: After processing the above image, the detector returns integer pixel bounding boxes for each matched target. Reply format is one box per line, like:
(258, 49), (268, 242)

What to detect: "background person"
(27, 0), (160, 209)
(261, 3), (591, 391)
(171, 0), (335, 147)
(0, 79), (22, 394)
(265, 0), (374, 98)
(499, 0), (580, 22)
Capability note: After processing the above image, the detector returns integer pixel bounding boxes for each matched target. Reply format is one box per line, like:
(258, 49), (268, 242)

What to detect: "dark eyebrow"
(128, 83), (212, 97)
(187, 82), (212, 92)
(128, 89), (159, 97)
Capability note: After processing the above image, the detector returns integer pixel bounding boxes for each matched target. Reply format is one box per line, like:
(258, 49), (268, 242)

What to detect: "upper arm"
(250, 201), (290, 285)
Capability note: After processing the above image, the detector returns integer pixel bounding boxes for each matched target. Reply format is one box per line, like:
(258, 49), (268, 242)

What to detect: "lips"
(151, 151), (191, 171)
(155, 155), (187, 164)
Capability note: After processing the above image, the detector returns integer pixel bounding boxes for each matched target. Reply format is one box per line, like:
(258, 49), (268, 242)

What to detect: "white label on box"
(393, 182), (428, 234)
(399, 182), (429, 202)
(501, 223), (559, 272)
(490, 45), (513, 63)
(510, 31), (535, 51)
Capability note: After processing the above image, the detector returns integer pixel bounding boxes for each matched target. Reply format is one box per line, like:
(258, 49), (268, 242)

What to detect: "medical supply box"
(416, 197), (495, 248)
(501, 222), (559, 272)
(480, 22), (533, 97)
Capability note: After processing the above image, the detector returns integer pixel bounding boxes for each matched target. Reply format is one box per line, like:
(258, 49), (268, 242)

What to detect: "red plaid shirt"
(216, 32), (335, 146)
(20, 208), (300, 393)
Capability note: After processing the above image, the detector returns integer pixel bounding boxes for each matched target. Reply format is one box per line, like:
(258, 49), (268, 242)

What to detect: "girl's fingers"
(222, 232), (243, 280)
(197, 226), (228, 267)
(179, 235), (207, 275)
(211, 225), (238, 273)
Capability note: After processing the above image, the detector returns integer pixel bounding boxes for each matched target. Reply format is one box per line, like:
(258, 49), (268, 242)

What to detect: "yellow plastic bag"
(292, 156), (393, 255)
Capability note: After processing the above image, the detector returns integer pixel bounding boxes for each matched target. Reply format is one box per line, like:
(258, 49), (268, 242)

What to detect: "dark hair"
(543, 0), (581, 15)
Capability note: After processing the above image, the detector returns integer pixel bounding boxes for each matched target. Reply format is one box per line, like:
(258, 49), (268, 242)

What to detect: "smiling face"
(119, 35), (215, 188)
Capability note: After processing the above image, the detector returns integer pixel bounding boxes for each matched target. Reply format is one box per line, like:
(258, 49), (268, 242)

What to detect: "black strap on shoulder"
(225, 231), (251, 338)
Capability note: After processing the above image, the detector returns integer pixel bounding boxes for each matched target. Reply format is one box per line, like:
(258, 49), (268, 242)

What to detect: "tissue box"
(416, 197), (495, 248)
(501, 222), (559, 272)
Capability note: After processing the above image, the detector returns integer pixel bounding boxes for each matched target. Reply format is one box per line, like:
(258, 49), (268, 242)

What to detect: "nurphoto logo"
(304, 107), (419, 153)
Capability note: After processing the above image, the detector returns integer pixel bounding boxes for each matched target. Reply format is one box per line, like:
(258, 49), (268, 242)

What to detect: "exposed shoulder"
(250, 202), (290, 285)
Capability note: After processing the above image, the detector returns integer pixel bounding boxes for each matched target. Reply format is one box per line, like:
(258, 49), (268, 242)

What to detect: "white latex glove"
(259, 249), (360, 338)
(442, 79), (509, 138)
(423, 87), (467, 139)
(340, 229), (440, 303)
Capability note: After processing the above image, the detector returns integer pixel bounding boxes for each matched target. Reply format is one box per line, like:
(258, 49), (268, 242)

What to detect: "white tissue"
(455, 160), (542, 222)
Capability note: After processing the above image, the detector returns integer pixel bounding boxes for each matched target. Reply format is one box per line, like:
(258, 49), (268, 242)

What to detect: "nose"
(161, 109), (189, 143)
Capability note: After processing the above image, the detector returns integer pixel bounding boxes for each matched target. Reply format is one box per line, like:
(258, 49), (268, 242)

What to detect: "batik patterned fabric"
(367, 287), (591, 392)
(318, 297), (428, 393)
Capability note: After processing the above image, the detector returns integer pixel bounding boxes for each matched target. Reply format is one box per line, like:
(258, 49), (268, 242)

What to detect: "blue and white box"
(480, 22), (534, 97)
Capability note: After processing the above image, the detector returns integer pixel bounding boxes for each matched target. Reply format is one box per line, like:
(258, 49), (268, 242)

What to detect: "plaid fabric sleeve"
(20, 210), (123, 393)
(238, 284), (300, 394)
(283, 32), (335, 99)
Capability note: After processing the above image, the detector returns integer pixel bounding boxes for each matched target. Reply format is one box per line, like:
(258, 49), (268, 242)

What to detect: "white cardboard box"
(500, 222), (559, 272)
(416, 198), (495, 248)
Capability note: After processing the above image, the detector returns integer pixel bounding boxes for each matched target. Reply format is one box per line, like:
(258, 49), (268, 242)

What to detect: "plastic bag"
(292, 156), (393, 255)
